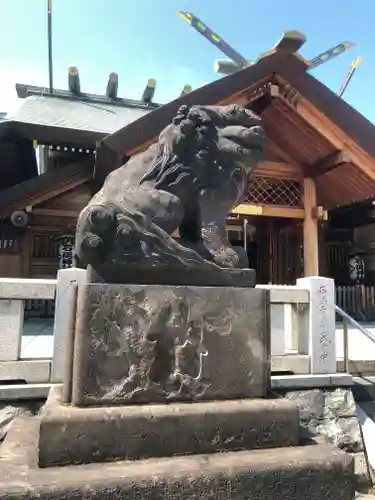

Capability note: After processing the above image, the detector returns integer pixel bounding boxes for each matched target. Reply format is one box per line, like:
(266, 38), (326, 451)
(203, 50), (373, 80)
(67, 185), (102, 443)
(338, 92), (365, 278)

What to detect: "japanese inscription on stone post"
(317, 285), (331, 364)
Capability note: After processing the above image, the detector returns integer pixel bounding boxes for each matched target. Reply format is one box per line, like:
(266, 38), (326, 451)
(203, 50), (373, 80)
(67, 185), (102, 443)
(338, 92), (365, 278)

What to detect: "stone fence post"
(297, 276), (336, 374)
(51, 268), (87, 382)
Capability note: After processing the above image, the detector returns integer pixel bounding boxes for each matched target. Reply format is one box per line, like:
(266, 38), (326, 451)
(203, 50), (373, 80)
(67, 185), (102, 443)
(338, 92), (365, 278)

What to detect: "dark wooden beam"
(311, 150), (352, 177)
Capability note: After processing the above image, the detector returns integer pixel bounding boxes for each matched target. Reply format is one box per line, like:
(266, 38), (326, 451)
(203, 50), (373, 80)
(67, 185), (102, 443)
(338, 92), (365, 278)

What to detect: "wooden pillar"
(303, 177), (319, 276)
(268, 220), (275, 283)
(21, 229), (33, 277)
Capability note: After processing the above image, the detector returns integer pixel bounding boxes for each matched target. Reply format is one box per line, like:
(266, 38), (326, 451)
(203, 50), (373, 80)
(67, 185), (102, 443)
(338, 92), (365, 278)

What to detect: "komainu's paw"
(87, 205), (116, 234)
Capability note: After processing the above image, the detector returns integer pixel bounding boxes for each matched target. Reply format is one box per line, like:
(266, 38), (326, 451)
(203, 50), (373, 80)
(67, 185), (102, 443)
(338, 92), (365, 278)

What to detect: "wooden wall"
(0, 178), (346, 285)
(13, 183), (92, 279)
(0, 228), (22, 278)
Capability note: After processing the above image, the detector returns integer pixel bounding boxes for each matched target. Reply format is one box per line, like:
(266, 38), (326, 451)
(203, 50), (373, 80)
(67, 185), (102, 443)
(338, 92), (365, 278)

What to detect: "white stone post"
(256, 285), (297, 356)
(51, 268), (87, 382)
(296, 276), (336, 374)
(269, 304), (287, 355)
(0, 299), (24, 361)
(283, 303), (299, 352)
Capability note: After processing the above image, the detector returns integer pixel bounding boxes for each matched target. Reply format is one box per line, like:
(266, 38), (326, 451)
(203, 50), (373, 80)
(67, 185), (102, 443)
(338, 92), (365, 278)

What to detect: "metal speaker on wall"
(10, 210), (29, 228)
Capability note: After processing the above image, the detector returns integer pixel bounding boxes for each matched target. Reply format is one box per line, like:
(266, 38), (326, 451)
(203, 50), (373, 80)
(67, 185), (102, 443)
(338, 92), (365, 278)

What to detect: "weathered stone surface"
(39, 386), (298, 467)
(353, 452), (373, 493)
(315, 417), (362, 452)
(284, 388), (363, 452)
(0, 419), (355, 500)
(0, 401), (42, 441)
(70, 284), (270, 406)
(325, 388), (357, 418)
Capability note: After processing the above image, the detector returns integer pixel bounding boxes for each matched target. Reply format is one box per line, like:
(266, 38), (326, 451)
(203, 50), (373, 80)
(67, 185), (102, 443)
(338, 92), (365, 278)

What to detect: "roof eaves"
(275, 54), (375, 160)
(3, 119), (104, 148)
(0, 162), (92, 217)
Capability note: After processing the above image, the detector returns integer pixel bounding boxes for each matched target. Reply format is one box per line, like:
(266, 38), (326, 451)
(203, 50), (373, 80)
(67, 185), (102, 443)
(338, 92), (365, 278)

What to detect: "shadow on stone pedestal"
(39, 385), (299, 467)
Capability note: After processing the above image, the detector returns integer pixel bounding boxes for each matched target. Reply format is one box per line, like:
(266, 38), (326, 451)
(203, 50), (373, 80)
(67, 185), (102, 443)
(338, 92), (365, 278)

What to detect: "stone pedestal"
(39, 385), (299, 467)
(0, 280), (356, 499)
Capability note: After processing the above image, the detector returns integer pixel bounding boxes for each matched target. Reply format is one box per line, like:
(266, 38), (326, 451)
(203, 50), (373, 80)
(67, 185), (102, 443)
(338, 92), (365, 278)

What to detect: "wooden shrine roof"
(1, 94), (153, 149)
(95, 50), (375, 210)
(0, 162), (92, 218)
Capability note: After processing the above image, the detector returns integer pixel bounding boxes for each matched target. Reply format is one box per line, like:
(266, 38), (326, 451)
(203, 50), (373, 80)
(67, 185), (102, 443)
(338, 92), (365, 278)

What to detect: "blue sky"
(1, 0), (375, 122)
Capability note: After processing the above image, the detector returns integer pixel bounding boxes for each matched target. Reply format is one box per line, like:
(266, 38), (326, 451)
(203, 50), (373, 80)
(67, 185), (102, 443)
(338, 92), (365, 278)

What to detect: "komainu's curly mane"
(140, 105), (219, 192)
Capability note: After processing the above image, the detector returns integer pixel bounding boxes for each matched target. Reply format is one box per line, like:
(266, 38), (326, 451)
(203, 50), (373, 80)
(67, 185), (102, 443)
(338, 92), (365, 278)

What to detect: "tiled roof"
(5, 95), (152, 135)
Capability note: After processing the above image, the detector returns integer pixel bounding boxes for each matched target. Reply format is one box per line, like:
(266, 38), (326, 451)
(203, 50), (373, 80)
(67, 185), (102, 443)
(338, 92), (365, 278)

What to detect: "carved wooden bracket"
(277, 82), (302, 107)
(245, 81), (280, 104)
(243, 82), (281, 115)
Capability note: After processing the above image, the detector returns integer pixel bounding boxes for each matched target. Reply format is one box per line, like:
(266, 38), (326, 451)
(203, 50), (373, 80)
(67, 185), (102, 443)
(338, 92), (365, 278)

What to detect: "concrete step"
(39, 386), (299, 466)
(0, 419), (355, 500)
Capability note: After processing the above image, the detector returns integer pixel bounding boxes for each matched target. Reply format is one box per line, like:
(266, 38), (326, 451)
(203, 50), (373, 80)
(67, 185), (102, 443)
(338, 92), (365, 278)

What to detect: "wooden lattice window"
(243, 176), (302, 207)
(32, 234), (59, 259)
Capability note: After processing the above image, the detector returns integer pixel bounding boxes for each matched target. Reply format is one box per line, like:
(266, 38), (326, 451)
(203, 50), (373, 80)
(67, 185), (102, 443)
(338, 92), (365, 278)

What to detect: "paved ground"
(336, 323), (375, 360)
(22, 319), (53, 359)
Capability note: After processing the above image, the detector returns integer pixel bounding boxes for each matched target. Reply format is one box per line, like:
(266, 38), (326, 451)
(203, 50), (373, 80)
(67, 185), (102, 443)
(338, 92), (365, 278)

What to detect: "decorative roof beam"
(68, 66), (81, 94)
(214, 59), (238, 76)
(142, 78), (156, 104)
(15, 83), (160, 110)
(106, 72), (118, 99)
(180, 84), (192, 97)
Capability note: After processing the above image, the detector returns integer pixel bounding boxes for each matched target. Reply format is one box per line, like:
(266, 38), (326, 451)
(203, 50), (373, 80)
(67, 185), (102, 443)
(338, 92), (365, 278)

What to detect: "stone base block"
(0, 419), (355, 500)
(0, 360), (50, 384)
(39, 386), (299, 467)
(70, 284), (270, 406)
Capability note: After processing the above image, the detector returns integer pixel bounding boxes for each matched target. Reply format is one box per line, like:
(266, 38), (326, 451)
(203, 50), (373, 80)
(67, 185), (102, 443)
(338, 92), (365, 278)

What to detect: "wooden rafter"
(265, 142), (302, 171)
(296, 98), (375, 182)
(310, 150), (351, 177)
(254, 161), (303, 180)
(272, 73), (375, 184)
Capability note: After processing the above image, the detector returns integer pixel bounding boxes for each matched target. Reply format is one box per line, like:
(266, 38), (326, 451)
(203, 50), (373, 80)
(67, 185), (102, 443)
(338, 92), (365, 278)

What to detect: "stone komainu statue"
(74, 104), (267, 280)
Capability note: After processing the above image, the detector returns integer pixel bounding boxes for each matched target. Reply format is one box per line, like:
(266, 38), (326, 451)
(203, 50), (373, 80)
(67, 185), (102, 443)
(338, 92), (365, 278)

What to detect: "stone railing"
(0, 278), (56, 362)
(0, 272), (337, 383)
(257, 276), (336, 375)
